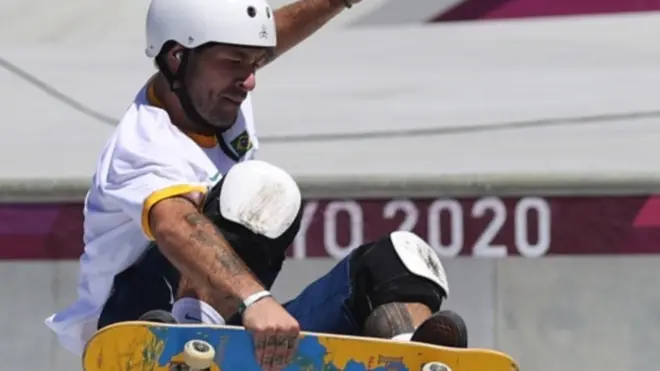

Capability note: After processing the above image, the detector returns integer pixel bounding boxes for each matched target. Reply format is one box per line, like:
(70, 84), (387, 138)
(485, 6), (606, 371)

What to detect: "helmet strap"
(155, 49), (218, 133)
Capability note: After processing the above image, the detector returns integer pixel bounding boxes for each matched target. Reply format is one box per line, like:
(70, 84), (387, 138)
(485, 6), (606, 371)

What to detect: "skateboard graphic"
(83, 321), (519, 371)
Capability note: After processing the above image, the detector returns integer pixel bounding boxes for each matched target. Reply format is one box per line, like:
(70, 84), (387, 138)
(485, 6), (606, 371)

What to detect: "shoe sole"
(410, 310), (468, 348)
(138, 309), (178, 324)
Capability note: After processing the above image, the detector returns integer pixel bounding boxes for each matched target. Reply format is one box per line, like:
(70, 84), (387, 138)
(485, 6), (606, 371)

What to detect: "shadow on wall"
(348, 0), (660, 29)
(431, 0), (660, 22)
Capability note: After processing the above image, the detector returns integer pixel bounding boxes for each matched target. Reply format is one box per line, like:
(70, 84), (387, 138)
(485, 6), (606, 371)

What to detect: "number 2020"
(383, 197), (551, 258)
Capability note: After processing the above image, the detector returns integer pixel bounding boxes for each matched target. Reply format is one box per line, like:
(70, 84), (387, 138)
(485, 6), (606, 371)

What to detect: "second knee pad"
(348, 231), (449, 325)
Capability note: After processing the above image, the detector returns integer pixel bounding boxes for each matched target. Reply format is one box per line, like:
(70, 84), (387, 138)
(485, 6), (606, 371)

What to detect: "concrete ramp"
(0, 0), (396, 45)
(1, 14), (660, 180)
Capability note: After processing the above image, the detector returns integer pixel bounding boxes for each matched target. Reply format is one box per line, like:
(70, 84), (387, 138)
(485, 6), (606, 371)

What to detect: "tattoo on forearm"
(183, 212), (206, 226)
(363, 303), (416, 338)
(152, 198), (263, 317)
(183, 213), (247, 276)
(183, 214), (244, 276)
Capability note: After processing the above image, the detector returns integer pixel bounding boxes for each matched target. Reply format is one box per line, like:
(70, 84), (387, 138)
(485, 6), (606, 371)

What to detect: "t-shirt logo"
(209, 171), (222, 186)
(230, 131), (253, 157)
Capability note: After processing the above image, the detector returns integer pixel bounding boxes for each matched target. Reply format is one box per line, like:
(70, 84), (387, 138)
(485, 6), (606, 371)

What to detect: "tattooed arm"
(260, 0), (352, 68)
(149, 196), (264, 316)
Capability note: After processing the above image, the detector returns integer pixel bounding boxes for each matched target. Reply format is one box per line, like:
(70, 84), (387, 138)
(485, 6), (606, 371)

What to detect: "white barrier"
(3, 173), (660, 203)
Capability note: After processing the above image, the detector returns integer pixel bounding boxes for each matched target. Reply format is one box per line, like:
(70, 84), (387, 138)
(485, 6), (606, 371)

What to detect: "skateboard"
(83, 321), (519, 371)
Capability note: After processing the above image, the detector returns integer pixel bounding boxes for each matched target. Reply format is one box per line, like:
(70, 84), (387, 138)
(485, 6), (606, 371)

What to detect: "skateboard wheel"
(422, 362), (452, 371)
(183, 340), (215, 370)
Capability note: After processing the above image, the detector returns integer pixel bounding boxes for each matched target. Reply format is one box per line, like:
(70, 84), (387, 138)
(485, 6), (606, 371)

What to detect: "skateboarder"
(45, 0), (468, 369)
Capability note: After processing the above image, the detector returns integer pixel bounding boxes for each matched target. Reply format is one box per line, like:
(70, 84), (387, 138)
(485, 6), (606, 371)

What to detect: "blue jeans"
(280, 255), (358, 335)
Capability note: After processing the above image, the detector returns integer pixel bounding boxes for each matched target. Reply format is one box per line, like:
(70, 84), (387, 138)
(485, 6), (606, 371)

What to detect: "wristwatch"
(238, 290), (272, 316)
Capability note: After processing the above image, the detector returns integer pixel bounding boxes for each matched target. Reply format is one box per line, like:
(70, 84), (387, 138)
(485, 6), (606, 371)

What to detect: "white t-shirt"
(44, 81), (259, 355)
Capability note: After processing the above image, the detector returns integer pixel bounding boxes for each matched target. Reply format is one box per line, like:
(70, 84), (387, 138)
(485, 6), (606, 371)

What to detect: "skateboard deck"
(83, 321), (519, 371)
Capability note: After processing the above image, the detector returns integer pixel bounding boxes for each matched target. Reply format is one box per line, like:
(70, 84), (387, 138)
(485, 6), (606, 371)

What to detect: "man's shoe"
(410, 310), (468, 348)
(138, 309), (178, 324)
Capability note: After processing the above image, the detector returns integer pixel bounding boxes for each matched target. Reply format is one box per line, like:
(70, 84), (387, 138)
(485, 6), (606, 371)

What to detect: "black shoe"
(138, 309), (178, 324)
(410, 310), (468, 348)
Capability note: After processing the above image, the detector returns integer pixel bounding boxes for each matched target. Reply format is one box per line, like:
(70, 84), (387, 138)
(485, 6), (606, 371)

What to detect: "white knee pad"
(219, 160), (301, 239)
(389, 231), (450, 297)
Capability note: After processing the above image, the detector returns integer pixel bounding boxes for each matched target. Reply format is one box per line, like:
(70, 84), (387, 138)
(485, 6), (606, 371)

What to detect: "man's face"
(183, 44), (268, 130)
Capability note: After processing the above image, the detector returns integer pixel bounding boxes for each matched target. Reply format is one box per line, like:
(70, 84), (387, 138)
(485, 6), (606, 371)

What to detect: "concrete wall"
(6, 257), (659, 371)
(4, 14), (660, 181)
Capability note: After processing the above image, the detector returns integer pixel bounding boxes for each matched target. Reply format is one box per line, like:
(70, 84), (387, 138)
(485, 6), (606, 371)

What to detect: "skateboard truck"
(182, 340), (216, 370)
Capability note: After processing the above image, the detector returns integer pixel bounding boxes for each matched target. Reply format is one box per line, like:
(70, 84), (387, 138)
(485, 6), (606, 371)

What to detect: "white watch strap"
(238, 290), (272, 315)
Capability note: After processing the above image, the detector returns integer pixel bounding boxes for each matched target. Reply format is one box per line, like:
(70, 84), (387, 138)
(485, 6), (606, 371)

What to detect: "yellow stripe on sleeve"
(141, 184), (207, 240)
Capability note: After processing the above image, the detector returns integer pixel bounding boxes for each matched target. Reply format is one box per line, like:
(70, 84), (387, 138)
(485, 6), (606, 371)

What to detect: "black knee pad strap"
(347, 235), (446, 328)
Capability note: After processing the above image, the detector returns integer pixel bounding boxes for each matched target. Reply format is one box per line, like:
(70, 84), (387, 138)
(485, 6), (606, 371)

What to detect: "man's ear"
(165, 44), (186, 74)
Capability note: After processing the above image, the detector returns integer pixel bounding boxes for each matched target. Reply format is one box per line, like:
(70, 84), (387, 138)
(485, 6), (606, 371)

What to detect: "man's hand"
(242, 296), (300, 371)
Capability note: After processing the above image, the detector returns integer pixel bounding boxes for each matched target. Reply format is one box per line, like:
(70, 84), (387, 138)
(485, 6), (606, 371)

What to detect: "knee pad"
(202, 160), (303, 278)
(348, 231), (449, 325)
(389, 231), (449, 296)
(216, 160), (301, 238)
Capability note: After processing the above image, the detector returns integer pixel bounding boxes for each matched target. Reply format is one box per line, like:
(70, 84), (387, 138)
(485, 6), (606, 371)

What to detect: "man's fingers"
(270, 333), (289, 370)
(244, 302), (300, 370)
(253, 331), (268, 367)
(283, 320), (301, 366)
(284, 333), (299, 365)
(262, 332), (279, 371)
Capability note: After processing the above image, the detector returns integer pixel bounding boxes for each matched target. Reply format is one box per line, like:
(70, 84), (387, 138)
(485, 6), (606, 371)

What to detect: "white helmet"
(145, 0), (277, 58)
